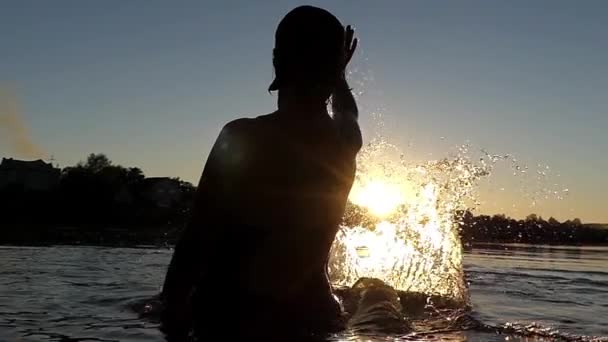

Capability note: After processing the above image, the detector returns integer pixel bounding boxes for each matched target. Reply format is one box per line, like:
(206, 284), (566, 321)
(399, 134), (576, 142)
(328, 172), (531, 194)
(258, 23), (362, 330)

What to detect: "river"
(1, 244), (606, 341)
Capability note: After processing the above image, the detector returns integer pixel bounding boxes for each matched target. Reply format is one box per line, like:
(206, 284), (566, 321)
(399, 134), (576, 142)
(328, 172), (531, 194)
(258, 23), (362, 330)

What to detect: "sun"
(348, 179), (405, 218)
(330, 137), (469, 301)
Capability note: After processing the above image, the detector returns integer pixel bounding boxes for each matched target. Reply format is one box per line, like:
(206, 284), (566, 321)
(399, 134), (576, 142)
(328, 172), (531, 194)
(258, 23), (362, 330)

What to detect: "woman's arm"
(160, 158), (217, 339)
(160, 122), (244, 339)
(332, 77), (362, 153)
(331, 25), (362, 153)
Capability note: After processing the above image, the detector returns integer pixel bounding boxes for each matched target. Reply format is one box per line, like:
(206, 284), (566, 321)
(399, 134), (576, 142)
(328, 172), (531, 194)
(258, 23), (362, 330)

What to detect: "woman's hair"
(268, 6), (345, 92)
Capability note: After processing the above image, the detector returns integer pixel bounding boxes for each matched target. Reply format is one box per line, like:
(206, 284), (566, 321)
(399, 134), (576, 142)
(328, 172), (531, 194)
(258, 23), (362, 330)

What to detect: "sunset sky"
(1, 1), (606, 222)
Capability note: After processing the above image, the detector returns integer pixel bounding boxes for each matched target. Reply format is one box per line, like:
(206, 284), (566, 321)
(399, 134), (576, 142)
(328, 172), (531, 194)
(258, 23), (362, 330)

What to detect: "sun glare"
(348, 180), (405, 218)
(329, 137), (475, 303)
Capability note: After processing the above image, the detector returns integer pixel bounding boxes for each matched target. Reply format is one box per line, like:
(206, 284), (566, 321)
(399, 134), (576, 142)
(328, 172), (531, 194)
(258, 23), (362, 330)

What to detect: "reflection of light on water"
(329, 137), (491, 303)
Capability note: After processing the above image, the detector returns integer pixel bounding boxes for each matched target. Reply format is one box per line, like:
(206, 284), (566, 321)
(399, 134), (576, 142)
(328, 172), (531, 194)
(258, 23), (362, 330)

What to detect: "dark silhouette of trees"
(0, 153), (196, 245)
(458, 210), (607, 245)
(80, 153), (112, 173)
(0, 153), (606, 246)
(58, 154), (149, 224)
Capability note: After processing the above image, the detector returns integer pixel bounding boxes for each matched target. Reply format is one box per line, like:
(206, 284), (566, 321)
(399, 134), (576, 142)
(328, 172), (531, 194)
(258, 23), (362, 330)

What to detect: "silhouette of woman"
(161, 5), (361, 340)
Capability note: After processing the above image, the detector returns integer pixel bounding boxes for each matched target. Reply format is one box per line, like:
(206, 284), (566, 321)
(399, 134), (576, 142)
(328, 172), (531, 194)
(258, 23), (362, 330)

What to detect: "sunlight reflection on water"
(1, 245), (607, 341)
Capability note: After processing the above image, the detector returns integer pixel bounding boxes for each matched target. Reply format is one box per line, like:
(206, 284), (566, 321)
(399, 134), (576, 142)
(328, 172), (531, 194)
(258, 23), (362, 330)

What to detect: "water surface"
(1, 244), (606, 341)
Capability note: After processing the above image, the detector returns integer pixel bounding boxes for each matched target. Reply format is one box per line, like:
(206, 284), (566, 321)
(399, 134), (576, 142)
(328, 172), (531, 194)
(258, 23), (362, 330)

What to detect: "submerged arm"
(160, 160), (216, 339)
(160, 123), (242, 339)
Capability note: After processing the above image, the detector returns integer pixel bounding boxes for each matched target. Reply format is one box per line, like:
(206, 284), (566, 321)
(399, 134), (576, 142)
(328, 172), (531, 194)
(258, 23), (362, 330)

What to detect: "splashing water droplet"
(332, 66), (570, 308)
(328, 134), (495, 304)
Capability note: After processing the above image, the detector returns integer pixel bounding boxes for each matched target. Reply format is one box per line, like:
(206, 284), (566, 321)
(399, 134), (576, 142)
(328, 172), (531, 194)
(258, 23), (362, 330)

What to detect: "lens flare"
(329, 137), (492, 303)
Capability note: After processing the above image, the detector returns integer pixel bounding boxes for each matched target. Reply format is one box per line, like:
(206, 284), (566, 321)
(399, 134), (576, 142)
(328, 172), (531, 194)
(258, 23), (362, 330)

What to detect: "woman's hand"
(341, 25), (358, 76)
(331, 25), (362, 153)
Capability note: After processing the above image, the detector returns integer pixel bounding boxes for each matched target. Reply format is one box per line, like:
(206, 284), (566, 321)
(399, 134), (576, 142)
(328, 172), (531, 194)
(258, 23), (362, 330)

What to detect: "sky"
(0, 1), (606, 222)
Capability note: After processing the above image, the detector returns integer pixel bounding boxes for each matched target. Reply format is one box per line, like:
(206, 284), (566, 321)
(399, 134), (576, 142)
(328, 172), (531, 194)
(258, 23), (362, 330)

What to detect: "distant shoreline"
(3, 154), (606, 248)
(1, 223), (606, 248)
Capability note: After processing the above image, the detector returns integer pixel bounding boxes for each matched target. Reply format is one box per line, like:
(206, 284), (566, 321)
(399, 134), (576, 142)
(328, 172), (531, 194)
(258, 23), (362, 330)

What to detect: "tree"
(525, 213), (539, 222)
(81, 153), (112, 173)
(126, 167), (145, 184)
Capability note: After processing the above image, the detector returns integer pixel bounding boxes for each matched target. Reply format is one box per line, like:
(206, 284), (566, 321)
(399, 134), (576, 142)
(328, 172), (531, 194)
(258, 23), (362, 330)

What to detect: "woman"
(161, 5), (361, 340)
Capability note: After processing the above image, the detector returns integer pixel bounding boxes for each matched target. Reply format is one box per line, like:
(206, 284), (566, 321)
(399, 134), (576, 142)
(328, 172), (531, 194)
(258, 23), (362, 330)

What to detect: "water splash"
(326, 134), (582, 340)
(328, 62), (573, 338)
(329, 62), (488, 303)
(329, 136), (494, 304)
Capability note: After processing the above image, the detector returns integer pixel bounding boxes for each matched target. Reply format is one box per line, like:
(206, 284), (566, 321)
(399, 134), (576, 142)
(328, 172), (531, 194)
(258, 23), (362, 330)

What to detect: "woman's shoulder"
(223, 112), (279, 131)
(222, 117), (254, 133)
(215, 113), (280, 151)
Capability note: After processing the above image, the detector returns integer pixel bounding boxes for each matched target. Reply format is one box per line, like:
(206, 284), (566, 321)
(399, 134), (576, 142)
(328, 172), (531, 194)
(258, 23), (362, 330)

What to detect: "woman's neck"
(277, 87), (330, 115)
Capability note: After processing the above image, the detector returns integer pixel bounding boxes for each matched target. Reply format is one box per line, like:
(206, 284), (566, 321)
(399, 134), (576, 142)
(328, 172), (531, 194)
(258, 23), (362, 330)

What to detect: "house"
(139, 177), (182, 208)
(0, 158), (60, 191)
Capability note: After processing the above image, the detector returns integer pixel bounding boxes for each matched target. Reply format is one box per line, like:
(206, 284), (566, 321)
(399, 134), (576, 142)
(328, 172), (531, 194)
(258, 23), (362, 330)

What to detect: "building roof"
(0, 158), (56, 171)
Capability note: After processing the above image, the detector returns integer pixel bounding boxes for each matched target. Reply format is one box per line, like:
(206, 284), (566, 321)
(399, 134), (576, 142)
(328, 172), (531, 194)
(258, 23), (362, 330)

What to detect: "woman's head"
(269, 6), (345, 95)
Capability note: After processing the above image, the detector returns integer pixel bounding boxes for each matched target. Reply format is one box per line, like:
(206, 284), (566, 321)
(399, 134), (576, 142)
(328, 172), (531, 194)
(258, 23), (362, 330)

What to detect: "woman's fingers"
(349, 38), (358, 60)
(344, 25), (357, 66)
(345, 25), (354, 46)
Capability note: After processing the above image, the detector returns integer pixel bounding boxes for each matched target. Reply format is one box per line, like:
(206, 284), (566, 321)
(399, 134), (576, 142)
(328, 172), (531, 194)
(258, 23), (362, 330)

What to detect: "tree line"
(1, 153), (606, 246)
(458, 212), (607, 245)
(0, 154), (196, 245)
(342, 203), (607, 246)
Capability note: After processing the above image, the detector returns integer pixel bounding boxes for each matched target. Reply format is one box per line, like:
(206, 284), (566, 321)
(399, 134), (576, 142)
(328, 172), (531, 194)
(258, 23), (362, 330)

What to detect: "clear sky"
(1, 1), (606, 222)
